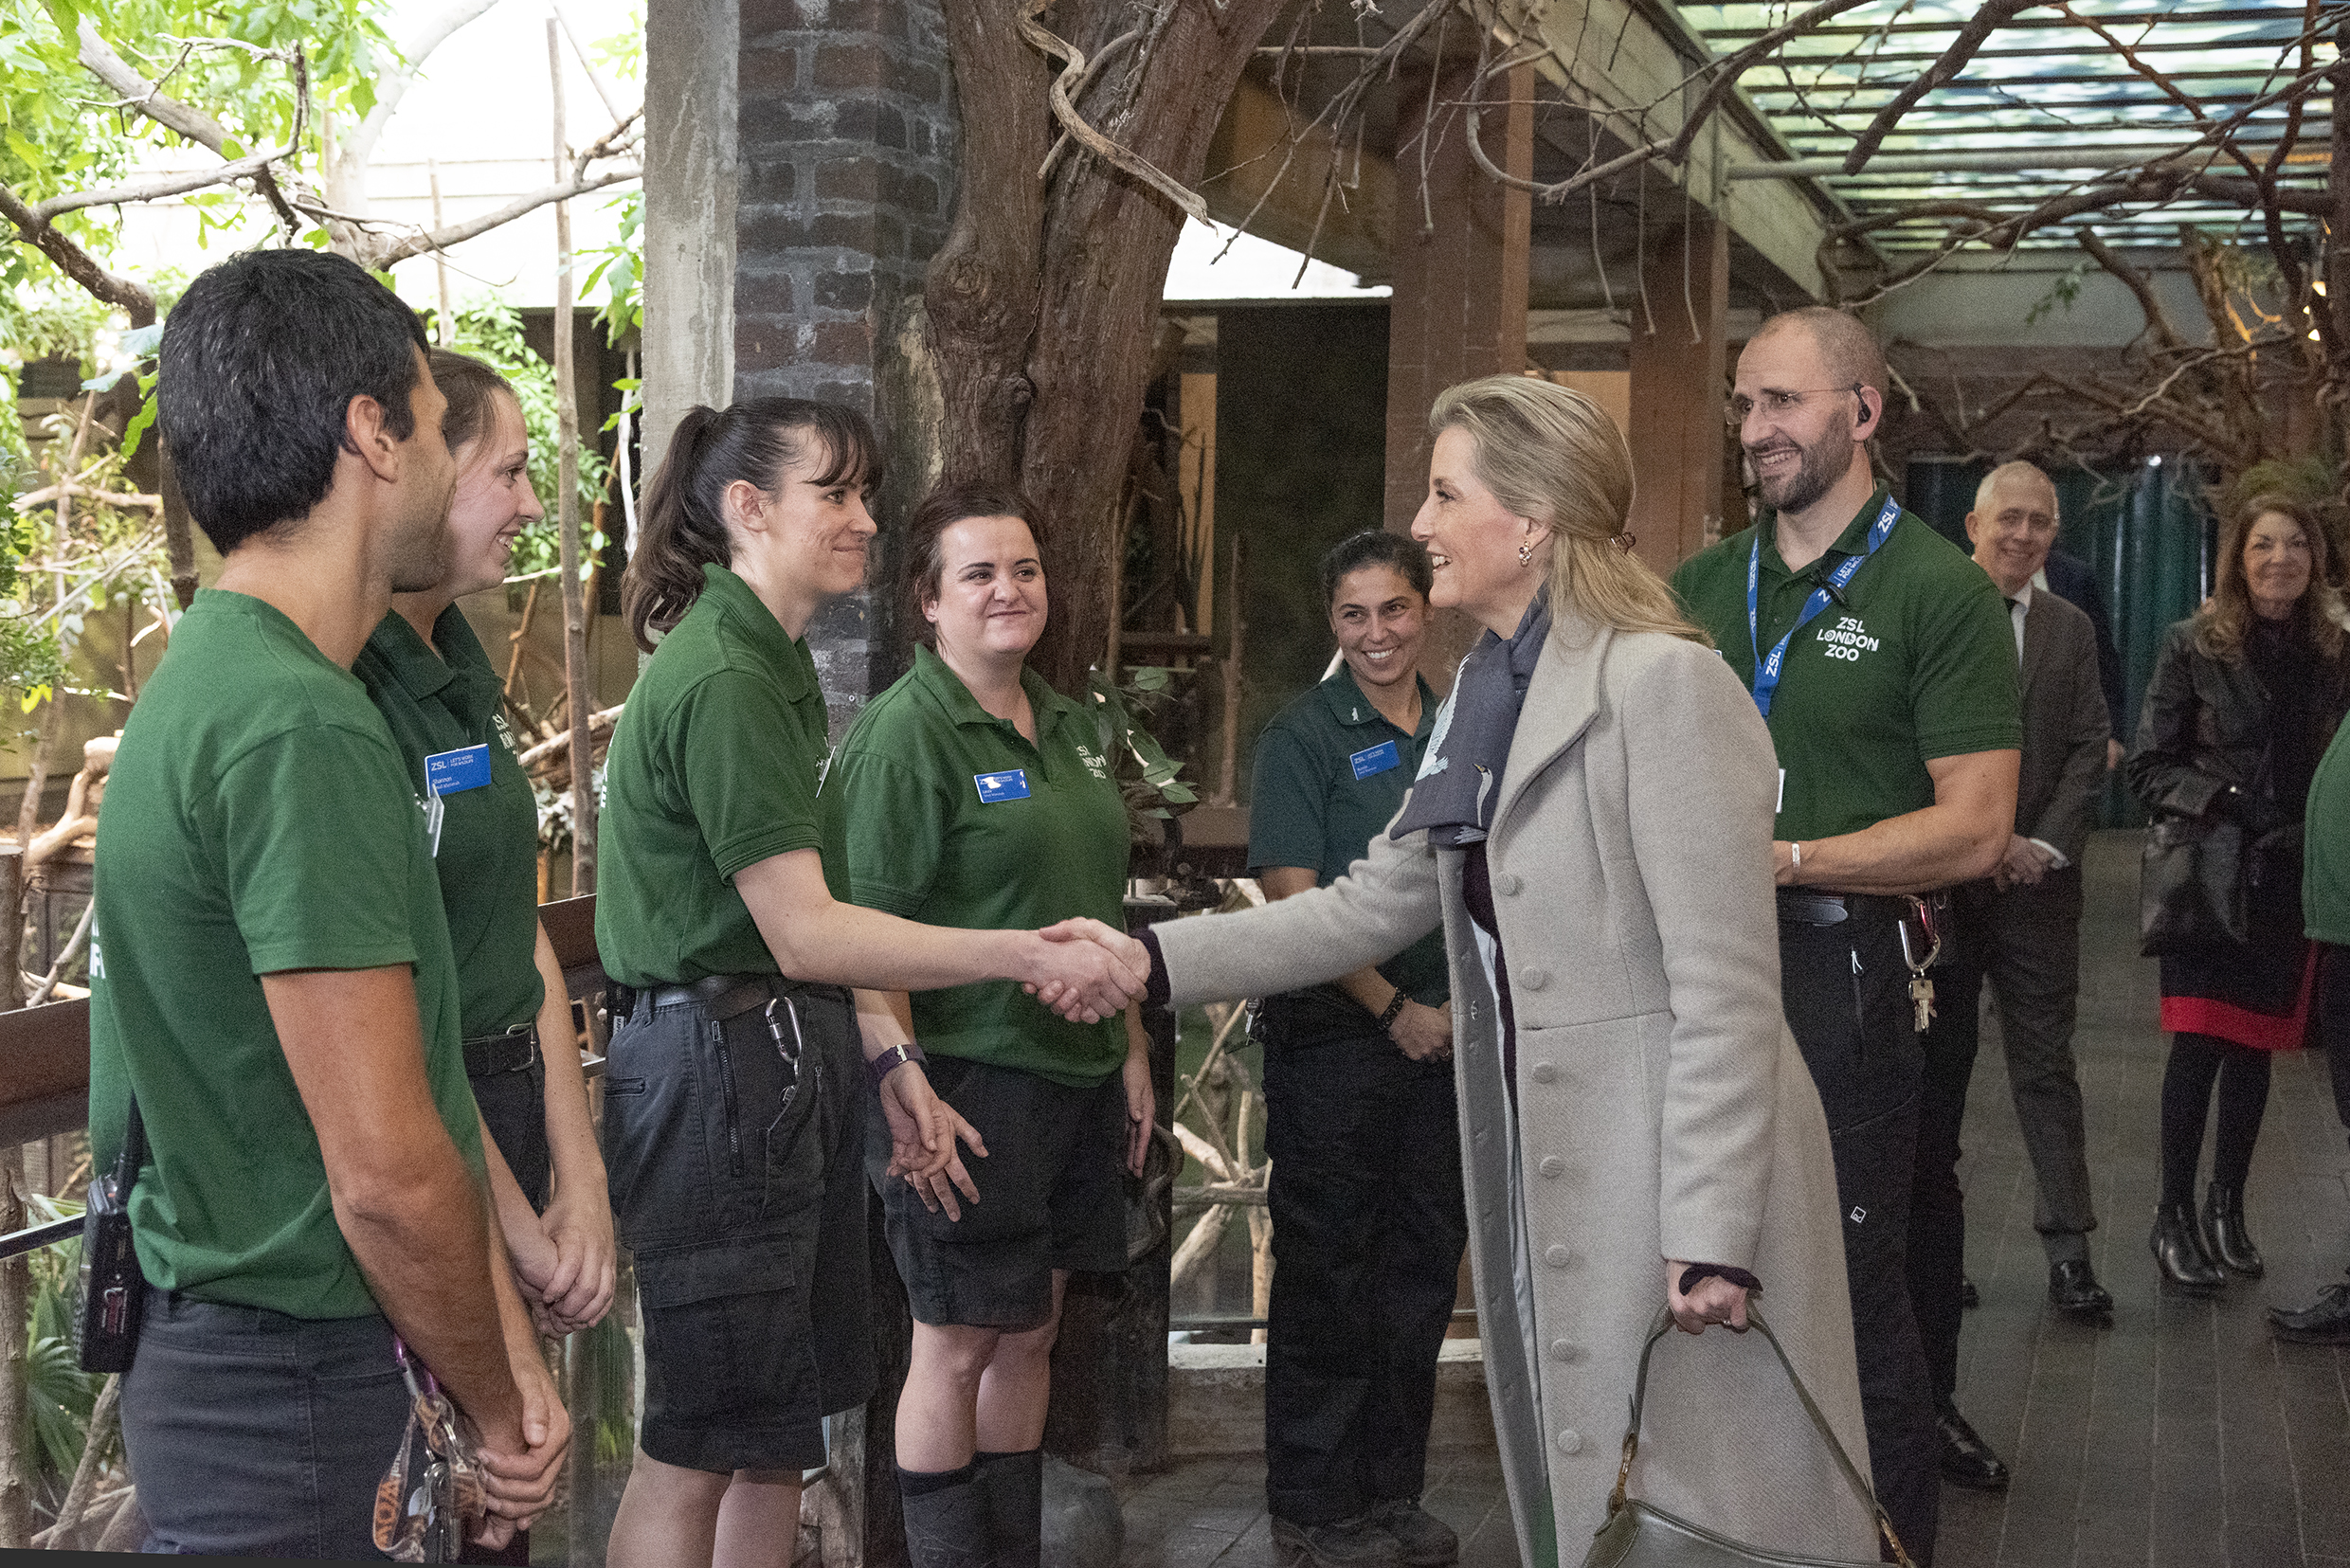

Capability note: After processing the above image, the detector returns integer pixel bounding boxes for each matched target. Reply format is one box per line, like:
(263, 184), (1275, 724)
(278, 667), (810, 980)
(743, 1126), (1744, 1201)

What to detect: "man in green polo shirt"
(88, 249), (563, 1557)
(2270, 721), (2350, 1343)
(1246, 532), (1463, 1568)
(1672, 306), (2019, 1566)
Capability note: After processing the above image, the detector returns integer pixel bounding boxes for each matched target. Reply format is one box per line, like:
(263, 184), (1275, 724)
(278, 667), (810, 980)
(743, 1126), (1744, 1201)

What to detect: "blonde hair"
(1427, 375), (1710, 647)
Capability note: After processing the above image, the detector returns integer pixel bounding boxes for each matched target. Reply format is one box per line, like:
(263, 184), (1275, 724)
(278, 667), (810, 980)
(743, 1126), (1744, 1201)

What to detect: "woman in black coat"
(2126, 494), (2349, 1290)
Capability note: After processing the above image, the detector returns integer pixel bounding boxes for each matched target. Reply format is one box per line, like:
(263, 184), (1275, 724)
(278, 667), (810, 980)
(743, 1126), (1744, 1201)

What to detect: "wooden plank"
(1627, 215), (1731, 570)
(1202, 70), (1396, 282)
(1471, 0), (1835, 300)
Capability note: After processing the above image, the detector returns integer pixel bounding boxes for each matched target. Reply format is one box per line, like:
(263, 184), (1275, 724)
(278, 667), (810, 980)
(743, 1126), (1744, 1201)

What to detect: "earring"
(1517, 539), (1536, 568)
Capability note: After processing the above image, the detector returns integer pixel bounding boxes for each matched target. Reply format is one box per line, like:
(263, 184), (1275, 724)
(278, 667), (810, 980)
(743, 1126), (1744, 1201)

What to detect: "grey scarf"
(1390, 591), (1550, 847)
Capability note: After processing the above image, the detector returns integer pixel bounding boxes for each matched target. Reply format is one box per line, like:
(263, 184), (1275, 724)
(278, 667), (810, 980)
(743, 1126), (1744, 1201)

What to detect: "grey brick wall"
(733, 0), (956, 728)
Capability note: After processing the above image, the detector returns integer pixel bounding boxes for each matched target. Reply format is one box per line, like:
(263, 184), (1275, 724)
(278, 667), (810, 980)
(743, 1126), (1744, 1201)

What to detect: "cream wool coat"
(1155, 608), (1882, 1565)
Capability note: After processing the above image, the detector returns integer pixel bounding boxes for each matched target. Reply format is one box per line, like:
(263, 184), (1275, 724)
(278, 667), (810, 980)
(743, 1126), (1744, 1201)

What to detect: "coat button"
(1538, 1156), (1564, 1179)
(1549, 1339), (1582, 1362)
(1530, 1061), (1558, 1084)
(1544, 1245), (1574, 1269)
(1556, 1429), (1582, 1455)
(1519, 967), (1549, 991)
(1494, 873), (1523, 895)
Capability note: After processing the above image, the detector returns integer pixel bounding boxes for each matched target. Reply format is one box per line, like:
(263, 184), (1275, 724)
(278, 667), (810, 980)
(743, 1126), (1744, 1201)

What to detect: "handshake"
(1017, 917), (1154, 1023)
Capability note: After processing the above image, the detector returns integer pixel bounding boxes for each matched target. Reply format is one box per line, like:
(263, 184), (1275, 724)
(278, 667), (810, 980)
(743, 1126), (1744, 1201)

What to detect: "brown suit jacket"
(2016, 586), (2111, 865)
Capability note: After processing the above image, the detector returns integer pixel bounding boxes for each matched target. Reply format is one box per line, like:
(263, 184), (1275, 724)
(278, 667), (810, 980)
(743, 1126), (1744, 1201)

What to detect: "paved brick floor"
(1118, 832), (2350, 1568)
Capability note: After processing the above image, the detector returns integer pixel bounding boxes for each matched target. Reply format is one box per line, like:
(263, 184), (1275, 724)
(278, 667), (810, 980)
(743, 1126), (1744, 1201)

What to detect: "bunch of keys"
(373, 1338), (485, 1562)
(1897, 901), (1941, 1033)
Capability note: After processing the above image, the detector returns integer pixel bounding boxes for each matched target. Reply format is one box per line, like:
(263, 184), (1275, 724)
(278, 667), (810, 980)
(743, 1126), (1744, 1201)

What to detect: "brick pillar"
(1627, 215), (1730, 573)
(1383, 61), (1530, 682)
(733, 0), (956, 730)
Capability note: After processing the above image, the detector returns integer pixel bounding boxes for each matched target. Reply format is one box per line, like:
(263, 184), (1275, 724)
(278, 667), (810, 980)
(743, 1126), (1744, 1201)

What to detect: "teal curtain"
(1906, 457), (2215, 826)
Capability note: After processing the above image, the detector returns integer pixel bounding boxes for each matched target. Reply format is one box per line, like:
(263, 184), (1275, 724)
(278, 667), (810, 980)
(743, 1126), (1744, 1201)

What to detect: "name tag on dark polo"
(974, 768), (1032, 803)
(1349, 740), (1401, 781)
(425, 743), (492, 796)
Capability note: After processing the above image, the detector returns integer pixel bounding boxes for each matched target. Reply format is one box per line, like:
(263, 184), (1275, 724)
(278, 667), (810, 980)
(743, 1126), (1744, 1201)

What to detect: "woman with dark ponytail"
(595, 398), (1148, 1568)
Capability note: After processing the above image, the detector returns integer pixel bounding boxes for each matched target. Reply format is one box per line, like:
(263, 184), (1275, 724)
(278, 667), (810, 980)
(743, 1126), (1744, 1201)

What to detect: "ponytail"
(624, 398), (884, 653)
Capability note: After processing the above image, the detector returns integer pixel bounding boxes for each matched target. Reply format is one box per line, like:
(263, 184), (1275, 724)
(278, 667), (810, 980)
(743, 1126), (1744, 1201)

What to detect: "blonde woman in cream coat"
(1125, 379), (1882, 1565)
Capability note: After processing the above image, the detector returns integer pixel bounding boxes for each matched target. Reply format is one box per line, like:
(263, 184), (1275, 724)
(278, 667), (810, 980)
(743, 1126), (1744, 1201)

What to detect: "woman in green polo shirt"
(352, 349), (615, 1344)
(595, 404), (1146, 1568)
(830, 484), (1153, 1568)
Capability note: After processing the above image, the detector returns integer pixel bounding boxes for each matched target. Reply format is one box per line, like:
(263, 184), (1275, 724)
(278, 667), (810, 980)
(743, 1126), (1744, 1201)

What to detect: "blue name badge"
(974, 768), (1032, 804)
(425, 743), (493, 797)
(1349, 739), (1402, 781)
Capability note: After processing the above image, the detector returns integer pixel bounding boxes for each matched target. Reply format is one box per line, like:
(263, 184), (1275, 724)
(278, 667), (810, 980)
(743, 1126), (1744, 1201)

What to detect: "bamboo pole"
(550, 19), (597, 896)
(427, 159), (455, 346)
(0, 1147), (28, 1546)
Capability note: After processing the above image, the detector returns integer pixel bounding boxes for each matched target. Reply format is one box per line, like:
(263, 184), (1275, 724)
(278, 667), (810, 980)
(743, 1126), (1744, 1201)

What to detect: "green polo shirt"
(1248, 665), (1449, 1008)
(596, 565), (848, 988)
(87, 589), (482, 1321)
(353, 605), (543, 1039)
(834, 645), (1130, 1087)
(1671, 488), (2021, 843)
(2306, 721), (2350, 945)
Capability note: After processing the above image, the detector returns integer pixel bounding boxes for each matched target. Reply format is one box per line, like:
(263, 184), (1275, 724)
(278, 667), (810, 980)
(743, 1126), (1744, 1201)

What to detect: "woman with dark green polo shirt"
(352, 349), (615, 1346)
(831, 485), (1153, 1568)
(594, 405), (1147, 1568)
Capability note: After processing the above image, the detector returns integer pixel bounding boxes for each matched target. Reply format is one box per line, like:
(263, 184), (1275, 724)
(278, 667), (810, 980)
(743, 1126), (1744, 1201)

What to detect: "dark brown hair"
(624, 398), (882, 652)
(425, 348), (516, 461)
(899, 483), (1044, 644)
(2195, 492), (2344, 663)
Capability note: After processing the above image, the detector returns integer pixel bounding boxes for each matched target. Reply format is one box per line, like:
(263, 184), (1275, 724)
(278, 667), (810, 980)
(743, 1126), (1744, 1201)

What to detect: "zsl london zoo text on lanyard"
(1745, 494), (1901, 719)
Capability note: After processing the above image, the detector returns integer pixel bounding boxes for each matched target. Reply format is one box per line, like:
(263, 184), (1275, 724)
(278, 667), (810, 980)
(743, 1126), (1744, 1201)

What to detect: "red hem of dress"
(2160, 947), (2319, 1050)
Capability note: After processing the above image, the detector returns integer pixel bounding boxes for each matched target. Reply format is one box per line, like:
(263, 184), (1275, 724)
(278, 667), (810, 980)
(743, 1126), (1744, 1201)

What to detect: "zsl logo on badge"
(1815, 614), (1881, 663)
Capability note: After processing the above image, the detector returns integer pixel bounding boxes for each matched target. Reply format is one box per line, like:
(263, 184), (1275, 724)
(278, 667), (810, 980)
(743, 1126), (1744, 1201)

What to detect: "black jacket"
(2124, 617), (2348, 834)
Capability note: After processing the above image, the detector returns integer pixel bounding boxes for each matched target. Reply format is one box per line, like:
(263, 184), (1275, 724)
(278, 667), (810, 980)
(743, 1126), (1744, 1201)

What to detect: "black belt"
(610, 973), (849, 1024)
(462, 1023), (539, 1077)
(1775, 890), (1916, 928)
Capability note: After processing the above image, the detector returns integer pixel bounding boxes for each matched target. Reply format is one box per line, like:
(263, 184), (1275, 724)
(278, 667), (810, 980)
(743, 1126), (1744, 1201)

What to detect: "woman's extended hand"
(879, 1061), (986, 1218)
(1666, 1259), (1752, 1335)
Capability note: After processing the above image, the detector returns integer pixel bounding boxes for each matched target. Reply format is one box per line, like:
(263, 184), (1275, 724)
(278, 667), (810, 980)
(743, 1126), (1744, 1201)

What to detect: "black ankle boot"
(900, 1463), (989, 1568)
(2151, 1201), (2225, 1291)
(971, 1449), (1043, 1568)
(2202, 1184), (2265, 1277)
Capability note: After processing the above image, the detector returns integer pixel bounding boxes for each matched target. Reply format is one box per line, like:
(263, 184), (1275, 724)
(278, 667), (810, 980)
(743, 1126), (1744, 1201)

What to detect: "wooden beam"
(1473, 0), (1838, 300)
(1202, 70), (1396, 282)
(1628, 216), (1731, 571)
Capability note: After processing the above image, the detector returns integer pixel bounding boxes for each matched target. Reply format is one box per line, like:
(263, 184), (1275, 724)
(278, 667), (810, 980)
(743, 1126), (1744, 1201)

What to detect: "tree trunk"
(927, 0), (1292, 694)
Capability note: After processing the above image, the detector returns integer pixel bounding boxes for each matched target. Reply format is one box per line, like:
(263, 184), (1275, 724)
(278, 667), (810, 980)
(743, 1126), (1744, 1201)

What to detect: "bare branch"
(2077, 227), (2183, 351)
(27, 143), (297, 222)
(1020, 0), (1206, 220)
(337, 0), (504, 182)
(1840, 0), (2049, 176)
(335, 162), (642, 269)
(0, 180), (157, 323)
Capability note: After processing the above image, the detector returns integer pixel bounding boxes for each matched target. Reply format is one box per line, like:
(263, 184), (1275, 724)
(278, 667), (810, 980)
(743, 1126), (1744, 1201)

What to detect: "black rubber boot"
(900, 1463), (989, 1568)
(2201, 1184), (2265, 1277)
(2150, 1201), (2225, 1292)
(972, 1449), (1043, 1568)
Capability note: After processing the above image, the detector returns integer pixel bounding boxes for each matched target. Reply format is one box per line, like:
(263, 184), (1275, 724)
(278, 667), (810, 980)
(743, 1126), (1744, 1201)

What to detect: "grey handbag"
(1580, 1305), (1914, 1568)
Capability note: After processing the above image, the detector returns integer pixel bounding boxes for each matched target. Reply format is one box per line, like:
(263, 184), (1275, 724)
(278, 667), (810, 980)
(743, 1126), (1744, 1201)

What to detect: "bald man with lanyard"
(1672, 307), (2021, 1566)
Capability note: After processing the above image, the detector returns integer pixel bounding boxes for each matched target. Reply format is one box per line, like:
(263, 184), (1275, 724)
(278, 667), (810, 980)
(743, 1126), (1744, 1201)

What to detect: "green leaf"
(118, 381), (157, 459)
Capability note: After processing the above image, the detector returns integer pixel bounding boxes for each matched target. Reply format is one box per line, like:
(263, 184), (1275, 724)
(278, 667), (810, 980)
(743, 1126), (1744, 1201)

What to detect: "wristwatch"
(1376, 990), (1410, 1031)
(867, 1040), (927, 1091)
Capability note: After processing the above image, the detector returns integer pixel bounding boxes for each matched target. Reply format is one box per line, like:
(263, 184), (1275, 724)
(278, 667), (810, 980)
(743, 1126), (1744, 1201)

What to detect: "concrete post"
(641, 0), (737, 481)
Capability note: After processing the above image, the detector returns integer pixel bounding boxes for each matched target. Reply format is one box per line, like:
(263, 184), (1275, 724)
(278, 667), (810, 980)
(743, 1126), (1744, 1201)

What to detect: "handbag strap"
(1606, 1303), (1915, 1568)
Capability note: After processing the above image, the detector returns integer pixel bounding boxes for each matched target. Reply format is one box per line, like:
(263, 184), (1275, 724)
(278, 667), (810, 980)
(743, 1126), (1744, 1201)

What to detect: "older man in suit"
(1908, 460), (2114, 1492)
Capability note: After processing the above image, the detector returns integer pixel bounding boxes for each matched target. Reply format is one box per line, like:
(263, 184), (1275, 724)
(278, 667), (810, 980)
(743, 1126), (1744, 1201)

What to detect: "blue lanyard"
(1746, 495), (1902, 718)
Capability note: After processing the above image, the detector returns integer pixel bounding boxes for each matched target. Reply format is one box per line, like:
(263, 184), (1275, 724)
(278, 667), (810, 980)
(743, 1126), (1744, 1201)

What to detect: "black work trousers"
(1779, 915), (1941, 1567)
(1909, 871), (2099, 1406)
(1257, 1000), (1468, 1527)
(2322, 943), (2350, 1139)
